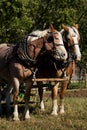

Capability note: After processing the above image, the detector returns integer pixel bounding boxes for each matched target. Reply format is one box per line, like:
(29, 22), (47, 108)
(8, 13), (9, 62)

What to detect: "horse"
(0, 24), (67, 120)
(36, 24), (81, 115)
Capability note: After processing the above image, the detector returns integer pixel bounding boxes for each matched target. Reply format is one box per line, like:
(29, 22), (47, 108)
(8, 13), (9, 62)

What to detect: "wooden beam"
(32, 77), (68, 82)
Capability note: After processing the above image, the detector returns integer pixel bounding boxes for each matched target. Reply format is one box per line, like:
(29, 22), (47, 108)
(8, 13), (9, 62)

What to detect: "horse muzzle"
(52, 50), (68, 61)
(72, 53), (81, 62)
(76, 56), (81, 61)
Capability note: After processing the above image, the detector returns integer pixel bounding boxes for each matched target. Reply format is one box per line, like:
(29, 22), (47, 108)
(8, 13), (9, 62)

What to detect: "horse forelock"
(68, 26), (79, 37)
(72, 27), (80, 36)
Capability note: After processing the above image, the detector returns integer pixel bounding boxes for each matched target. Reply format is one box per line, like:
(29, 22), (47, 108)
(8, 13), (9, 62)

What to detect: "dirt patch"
(66, 89), (87, 97)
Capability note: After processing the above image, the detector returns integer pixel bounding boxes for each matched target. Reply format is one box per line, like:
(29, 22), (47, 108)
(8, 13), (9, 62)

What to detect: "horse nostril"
(62, 53), (65, 57)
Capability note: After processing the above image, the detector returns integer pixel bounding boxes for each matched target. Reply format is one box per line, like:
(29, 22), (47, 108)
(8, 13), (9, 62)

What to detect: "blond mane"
(27, 29), (49, 42)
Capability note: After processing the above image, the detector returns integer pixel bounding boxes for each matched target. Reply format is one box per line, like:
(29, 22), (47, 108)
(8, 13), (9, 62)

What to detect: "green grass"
(69, 80), (86, 89)
(0, 96), (87, 130)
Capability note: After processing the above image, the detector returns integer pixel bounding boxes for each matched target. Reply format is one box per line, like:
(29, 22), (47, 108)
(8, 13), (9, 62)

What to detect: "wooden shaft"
(32, 77), (68, 82)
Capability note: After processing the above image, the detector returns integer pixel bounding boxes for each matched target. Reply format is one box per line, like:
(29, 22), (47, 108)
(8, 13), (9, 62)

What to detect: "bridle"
(68, 43), (79, 49)
(33, 32), (66, 60)
(61, 30), (80, 61)
(50, 30), (79, 76)
(52, 32), (64, 47)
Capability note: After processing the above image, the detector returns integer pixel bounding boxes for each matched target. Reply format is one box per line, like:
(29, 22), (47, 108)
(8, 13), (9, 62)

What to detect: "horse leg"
(24, 78), (33, 120)
(6, 84), (13, 115)
(12, 77), (20, 121)
(59, 80), (70, 114)
(0, 89), (2, 116)
(51, 82), (59, 116)
(59, 63), (73, 114)
(38, 85), (45, 111)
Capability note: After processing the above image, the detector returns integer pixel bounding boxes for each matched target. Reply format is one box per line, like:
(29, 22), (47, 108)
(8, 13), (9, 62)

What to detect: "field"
(0, 89), (87, 130)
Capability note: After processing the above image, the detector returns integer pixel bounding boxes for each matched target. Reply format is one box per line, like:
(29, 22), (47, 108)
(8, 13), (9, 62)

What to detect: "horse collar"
(18, 35), (37, 66)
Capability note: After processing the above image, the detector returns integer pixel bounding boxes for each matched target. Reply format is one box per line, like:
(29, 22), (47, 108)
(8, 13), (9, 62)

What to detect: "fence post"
(85, 74), (87, 88)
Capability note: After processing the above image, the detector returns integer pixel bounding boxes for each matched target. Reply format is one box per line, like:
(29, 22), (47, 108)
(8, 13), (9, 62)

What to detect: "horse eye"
(55, 37), (59, 40)
(67, 38), (70, 41)
(47, 36), (54, 42)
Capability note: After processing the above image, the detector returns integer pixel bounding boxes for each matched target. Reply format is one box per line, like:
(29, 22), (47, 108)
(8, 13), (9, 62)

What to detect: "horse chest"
(23, 68), (32, 79)
(56, 70), (63, 77)
(9, 61), (32, 80)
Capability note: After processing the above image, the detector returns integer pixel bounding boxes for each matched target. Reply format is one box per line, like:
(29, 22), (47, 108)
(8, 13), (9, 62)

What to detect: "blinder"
(46, 35), (65, 59)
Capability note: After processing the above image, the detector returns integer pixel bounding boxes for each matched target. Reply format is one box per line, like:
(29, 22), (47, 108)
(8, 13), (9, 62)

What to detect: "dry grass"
(0, 91), (87, 130)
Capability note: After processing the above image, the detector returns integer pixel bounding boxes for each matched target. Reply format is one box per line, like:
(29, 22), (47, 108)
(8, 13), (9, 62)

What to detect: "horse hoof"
(51, 112), (58, 116)
(25, 116), (30, 120)
(25, 118), (30, 121)
(40, 108), (45, 111)
(13, 117), (20, 121)
(59, 111), (65, 114)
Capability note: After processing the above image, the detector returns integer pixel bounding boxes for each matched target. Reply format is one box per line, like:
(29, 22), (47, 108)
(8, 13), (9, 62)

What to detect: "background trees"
(0, 0), (87, 70)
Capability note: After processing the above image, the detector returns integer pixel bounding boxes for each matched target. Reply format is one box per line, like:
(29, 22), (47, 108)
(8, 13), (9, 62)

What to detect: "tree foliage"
(0, 0), (87, 69)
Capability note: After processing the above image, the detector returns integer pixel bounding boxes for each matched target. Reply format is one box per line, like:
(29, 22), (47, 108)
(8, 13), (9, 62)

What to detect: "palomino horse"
(37, 24), (81, 115)
(0, 25), (67, 120)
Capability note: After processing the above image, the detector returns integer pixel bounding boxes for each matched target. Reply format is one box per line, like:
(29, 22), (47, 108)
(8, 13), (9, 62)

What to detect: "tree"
(0, 0), (33, 43)
(0, 0), (87, 69)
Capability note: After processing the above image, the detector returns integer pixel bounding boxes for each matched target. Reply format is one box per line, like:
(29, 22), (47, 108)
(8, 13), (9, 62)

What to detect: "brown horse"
(37, 24), (81, 115)
(0, 25), (67, 120)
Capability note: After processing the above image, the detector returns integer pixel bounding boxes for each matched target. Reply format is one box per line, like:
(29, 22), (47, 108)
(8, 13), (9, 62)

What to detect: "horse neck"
(17, 41), (36, 65)
(29, 36), (47, 57)
(18, 36), (47, 66)
(61, 31), (68, 51)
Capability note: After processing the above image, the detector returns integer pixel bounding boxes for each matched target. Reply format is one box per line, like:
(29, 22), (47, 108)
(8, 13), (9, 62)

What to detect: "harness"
(18, 35), (37, 65)
(49, 53), (73, 78)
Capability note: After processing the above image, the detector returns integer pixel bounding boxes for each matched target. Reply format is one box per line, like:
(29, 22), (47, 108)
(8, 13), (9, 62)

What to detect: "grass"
(69, 80), (86, 89)
(0, 93), (87, 130)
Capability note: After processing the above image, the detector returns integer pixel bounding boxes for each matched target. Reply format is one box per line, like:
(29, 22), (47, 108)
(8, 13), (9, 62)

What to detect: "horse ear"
(74, 24), (78, 30)
(49, 24), (54, 32)
(62, 24), (68, 32)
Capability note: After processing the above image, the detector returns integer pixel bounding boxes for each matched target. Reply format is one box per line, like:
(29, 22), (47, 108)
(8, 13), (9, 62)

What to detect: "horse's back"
(0, 43), (10, 58)
(0, 43), (13, 80)
(0, 43), (10, 65)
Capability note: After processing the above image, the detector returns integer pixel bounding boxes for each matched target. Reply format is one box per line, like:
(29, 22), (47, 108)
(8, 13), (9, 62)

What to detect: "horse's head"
(61, 24), (81, 61)
(26, 24), (67, 62)
(45, 24), (67, 61)
(18, 25), (67, 65)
